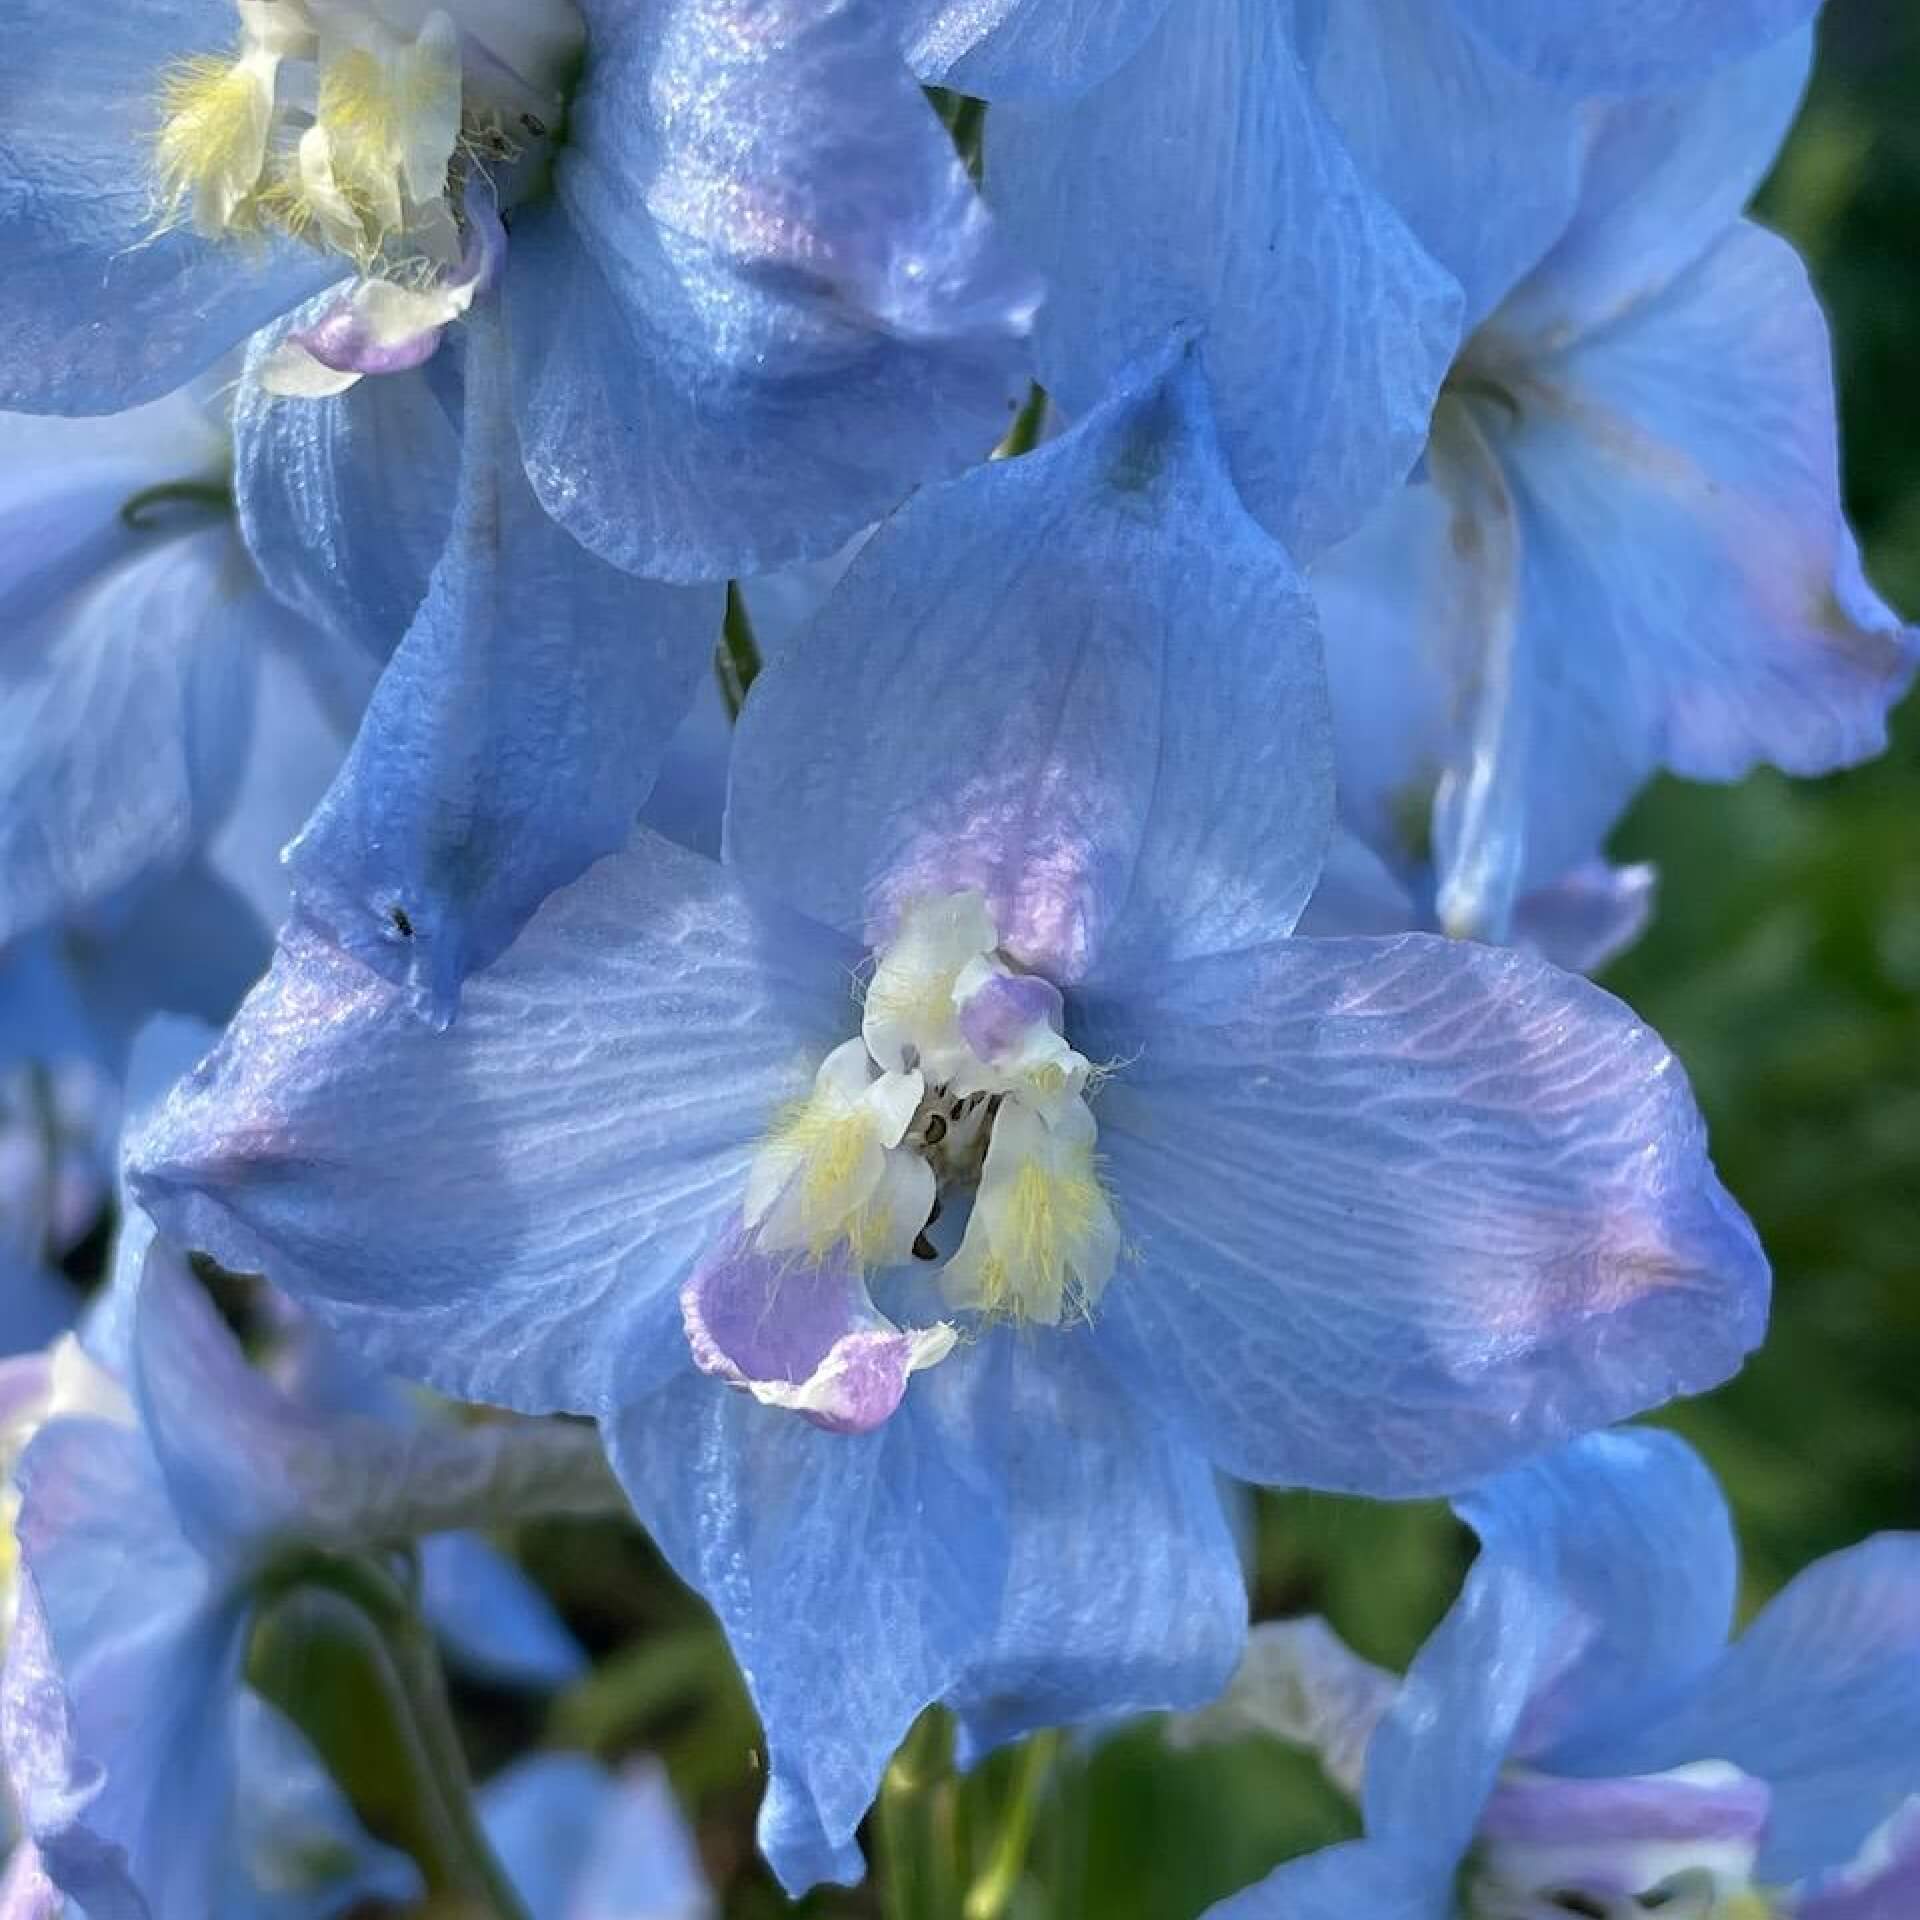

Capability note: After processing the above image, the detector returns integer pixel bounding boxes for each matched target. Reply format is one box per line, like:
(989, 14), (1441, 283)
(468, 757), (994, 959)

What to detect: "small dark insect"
(521, 112), (548, 137)
(389, 905), (415, 938)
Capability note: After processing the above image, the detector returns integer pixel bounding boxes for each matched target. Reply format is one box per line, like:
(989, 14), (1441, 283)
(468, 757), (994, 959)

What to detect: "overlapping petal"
(988, 0), (1461, 560)
(285, 318), (722, 1024)
(508, 0), (1035, 582)
(729, 343), (1331, 983)
(611, 1325), (1243, 1893)
(902, 0), (1174, 98)
(1563, 1533), (1920, 1883)
(131, 832), (861, 1418)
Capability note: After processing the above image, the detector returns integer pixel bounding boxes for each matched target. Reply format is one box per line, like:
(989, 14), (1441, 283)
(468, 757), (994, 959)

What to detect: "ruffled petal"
(988, 0), (1461, 560)
(285, 317), (723, 1024)
(0, 522), (260, 945)
(130, 831), (860, 1419)
(1561, 1533), (1920, 1884)
(1447, 0), (1816, 96)
(1076, 935), (1768, 1494)
(611, 1328), (1242, 1894)
(0, 0), (332, 410)
(233, 317), (460, 662)
(729, 342), (1331, 983)
(506, 0), (1035, 581)
(902, 0), (1175, 97)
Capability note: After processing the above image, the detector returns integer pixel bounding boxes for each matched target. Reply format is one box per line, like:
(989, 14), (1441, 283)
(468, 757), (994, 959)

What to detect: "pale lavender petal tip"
(957, 971), (1065, 1063)
(681, 1223), (954, 1435)
(1480, 1769), (1771, 1849)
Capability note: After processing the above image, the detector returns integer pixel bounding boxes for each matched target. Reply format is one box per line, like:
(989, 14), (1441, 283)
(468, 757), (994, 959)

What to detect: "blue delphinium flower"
(1192, 1429), (1920, 1920)
(1308, 30), (1917, 944)
(0, 0), (1036, 1020)
(0, 1232), (615, 1918)
(904, 0), (1809, 566)
(132, 346), (1767, 1890)
(0, 388), (362, 964)
(481, 1751), (713, 1919)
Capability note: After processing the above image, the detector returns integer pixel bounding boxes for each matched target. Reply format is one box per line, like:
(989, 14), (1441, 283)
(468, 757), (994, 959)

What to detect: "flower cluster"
(0, 0), (1913, 1916)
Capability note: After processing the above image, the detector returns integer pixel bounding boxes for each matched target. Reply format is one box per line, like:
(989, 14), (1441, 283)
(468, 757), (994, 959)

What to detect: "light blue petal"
(941, 1338), (1244, 1767)
(1464, 1431), (1737, 1765)
(729, 342), (1332, 983)
(1509, 861), (1658, 976)
(482, 1753), (713, 1920)
(1203, 1840), (1447, 1920)
(903, 0), (1174, 97)
(11, 1410), (244, 1920)
(1362, 1432), (1733, 1872)
(1303, 0), (1585, 328)
(989, 0), (1461, 560)
(205, 629), (365, 938)
(1293, 831), (1422, 941)
(1799, 1801), (1920, 1920)
(1075, 936), (1769, 1495)
(1447, 0), (1816, 95)
(636, 671), (731, 864)
(234, 320), (459, 663)
(285, 317), (722, 1023)
(1493, 32), (1814, 346)
(613, 1360), (1002, 1892)
(131, 831), (861, 1420)
(0, 521), (260, 945)
(61, 862), (271, 1079)
(418, 1532), (587, 1691)
(506, 0), (1035, 582)
(0, 0), (331, 411)
(1496, 222), (1915, 796)
(1562, 1534), (1920, 1884)
(612, 1329), (1242, 1895)
(0, 1248), (76, 1358)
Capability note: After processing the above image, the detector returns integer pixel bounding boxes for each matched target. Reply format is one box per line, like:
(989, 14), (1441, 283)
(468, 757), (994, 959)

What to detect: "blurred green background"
(463, 11), (1920, 1915)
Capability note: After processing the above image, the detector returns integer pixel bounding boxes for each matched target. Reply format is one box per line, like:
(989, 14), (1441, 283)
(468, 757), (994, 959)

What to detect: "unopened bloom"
(133, 344), (1765, 1891)
(1195, 1430), (1920, 1920)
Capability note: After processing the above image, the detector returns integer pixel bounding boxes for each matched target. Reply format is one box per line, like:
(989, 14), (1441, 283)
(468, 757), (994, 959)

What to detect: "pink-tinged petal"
(682, 1221), (955, 1435)
(1077, 938), (1768, 1496)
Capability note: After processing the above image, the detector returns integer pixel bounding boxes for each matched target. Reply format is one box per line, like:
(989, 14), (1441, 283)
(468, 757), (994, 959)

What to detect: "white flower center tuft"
(744, 893), (1121, 1326)
(151, 0), (583, 274)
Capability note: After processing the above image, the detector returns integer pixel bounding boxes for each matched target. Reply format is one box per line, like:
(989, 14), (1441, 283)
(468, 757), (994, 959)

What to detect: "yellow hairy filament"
(153, 57), (269, 233)
(974, 1155), (1107, 1323)
(764, 1100), (878, 1261)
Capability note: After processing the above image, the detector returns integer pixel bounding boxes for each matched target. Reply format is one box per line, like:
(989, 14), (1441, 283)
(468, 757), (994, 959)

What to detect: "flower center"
(1469, 1764), (1781, 1920)
(743, 893), (1121, 1326)
(152, 0), (582, 275)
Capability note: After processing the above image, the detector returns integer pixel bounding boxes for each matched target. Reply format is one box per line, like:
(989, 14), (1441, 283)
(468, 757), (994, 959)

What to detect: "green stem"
(250, 1550), (529, 1920)
(717, 580), (762, 720)
(995, 385), (1049, 462)
(118, 479), (233, 529)
(962, 1732), (1058, 1920)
